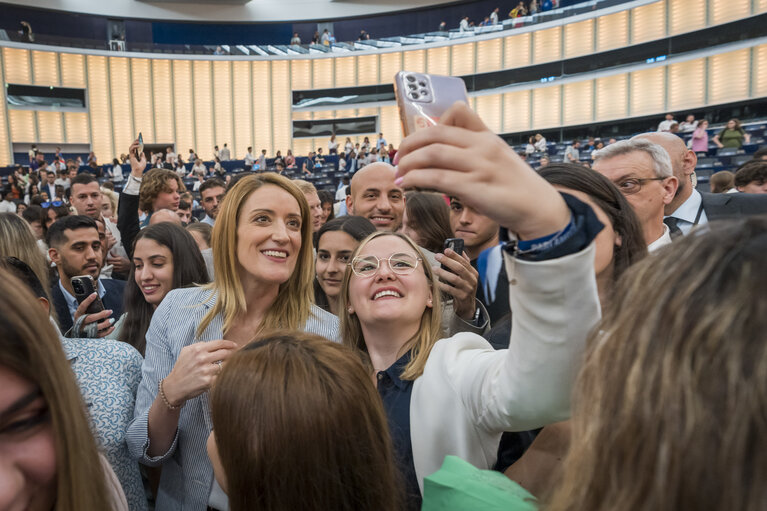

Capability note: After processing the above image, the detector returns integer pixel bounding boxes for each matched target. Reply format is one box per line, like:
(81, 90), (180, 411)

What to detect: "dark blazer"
(117, 191), (141, 259)
(41, 183), (57, 200)
(51, 278), (126, 333)
(701, 191), (767, 220)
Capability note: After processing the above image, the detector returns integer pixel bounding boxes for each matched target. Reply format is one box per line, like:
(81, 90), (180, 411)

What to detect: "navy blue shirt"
(376, 352), (421, 510)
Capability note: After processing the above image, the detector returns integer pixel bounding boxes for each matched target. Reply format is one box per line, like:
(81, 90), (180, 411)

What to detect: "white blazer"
(410, 243), (600, 492)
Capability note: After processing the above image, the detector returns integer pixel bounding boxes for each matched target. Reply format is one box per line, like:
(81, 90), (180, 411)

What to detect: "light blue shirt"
(665, 189), (708, 235)
(201, 215), (215, 227)
(58, 278), (107, 323)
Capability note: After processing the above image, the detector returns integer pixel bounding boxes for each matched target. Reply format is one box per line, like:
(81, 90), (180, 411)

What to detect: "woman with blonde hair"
(548, 217), (767, 511)
(0, 212), (51, 301)
(340, 102), (603, 508)
(208, 332), (401, 511)
(0, 267), (127, 510)
(127, 172), (339, 510)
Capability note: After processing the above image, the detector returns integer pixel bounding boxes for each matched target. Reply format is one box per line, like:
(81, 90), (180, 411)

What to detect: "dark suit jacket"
(51, 278), (126, 334)
(117, 192), (140, 259)
(701, 191), (767, 220)
(41, 183), (57, 200)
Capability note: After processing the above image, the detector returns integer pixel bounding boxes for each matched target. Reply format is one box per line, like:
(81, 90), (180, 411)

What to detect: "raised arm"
(117, 139), (146, 258)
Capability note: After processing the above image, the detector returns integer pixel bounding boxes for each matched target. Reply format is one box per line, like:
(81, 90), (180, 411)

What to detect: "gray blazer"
(701, 191), (767, 220)
(126, 287), (339, 510)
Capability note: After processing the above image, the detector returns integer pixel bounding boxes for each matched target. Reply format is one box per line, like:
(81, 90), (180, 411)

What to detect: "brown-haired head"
(139, 168), (186, 213)
(548, 217), (767, 511)
(210, 331), (401, 511)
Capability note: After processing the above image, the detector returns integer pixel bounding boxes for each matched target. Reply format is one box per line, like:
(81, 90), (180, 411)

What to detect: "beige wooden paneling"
(172, 60), (194, 158)
(291, 59), (311, 91)
(9, 109), (35, 142)
(669, 0), (706, 35)
(596, 11), (628, 52)
(334, 56), (356, 87)
(60, 53), (86, 88)
(252, 61), (273, 156)
(32, 51), (59, 86)
(708, 49), (750, 104)
(475, 94), (502, 133)
(109, 57), (133, 155)
(380, 52), (403, 84)
(271, 60), (291, 156)
(131, 59), (154, 143)
(427, 46), (449, 75)
(595, 74), (628, 121)
(533, 27), (561, 64)
(192, 60), (213, 159)
(403, 49), (426, 73)
(630, 67), (665, 115)
(64, 112), (89, 144)
(503, 90), (531, 133)
(152, 59), (174, 147)
(667, 59), (705, 111)
(379, 104), (402, 148)
(504, 33), (531, 69)
(3, 48), (31, 84)
(357, 54), (379, 85)
(532, 85), (561, 129)
(232, 61), (253, 160)
(451, 43), (475, 76)
(212, 61), (233, 155)
(753, 45), (767, 99)
(564, 20), (594, 59)
(86, 55), (113, 161)
(563, 80), (593, 126)
(477, 38), (502, 73)
(313, 58), (333, 89)
(631, 2), (666, 44)
(36, 111), (63, 143)
(709, 0), (750, 25)
(0, 80), (11, 164)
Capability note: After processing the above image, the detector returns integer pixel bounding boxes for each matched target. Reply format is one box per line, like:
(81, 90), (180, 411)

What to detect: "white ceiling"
(2, 0), (457, 22)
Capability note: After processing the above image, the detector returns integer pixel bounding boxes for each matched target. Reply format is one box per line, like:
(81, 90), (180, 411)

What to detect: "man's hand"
(107, 255), (131, 275)
(432, 248), (479, 321)
(128, 139), (147, 178)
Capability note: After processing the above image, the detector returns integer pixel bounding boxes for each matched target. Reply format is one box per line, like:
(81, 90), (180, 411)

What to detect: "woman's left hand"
(433, 248), (479, 321)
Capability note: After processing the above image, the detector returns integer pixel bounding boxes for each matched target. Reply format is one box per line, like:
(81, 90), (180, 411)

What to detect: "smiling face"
(0, 366), (57, 511)
(236, 185), (303, 288)
(347, 235), (432, 327)
(347, 164), (404, 232)
(133, 238), (175, 308)
(316, 230), (357, 301)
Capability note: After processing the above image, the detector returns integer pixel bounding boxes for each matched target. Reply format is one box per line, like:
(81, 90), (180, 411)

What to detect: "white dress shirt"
(647, 223), (672, 252)
(665, 189), (708, 236)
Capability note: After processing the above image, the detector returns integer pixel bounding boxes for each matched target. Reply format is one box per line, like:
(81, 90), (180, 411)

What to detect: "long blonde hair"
(0, 269), (112, 510)
(548, 217), (767, 511)
(197, 173), (314, 337)
(339, 232), (442, 380)
(0, 212), (51, 301)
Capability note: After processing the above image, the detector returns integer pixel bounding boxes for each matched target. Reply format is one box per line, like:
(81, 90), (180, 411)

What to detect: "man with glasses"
(593, 138), (678, 252)
(42, 171), (57, 200)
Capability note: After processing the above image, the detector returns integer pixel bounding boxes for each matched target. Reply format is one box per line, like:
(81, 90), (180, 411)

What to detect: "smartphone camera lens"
(410, 91), (419, 99)
(73, 282), (82, 294)
(406, 75), (416, 83)
(408, 83), (417, 91)
(418, 80), (427, 87)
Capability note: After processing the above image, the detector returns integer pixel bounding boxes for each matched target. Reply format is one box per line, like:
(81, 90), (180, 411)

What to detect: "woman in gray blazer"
(127, 173), (339, 510)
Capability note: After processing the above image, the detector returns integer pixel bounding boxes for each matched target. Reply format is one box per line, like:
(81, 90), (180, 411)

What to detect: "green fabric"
(422, 456), (538, 511)
(718, 128), (745, 148)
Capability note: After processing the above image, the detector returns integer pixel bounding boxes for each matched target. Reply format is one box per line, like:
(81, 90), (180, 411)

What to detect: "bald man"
(346, 162), (405, 231)
(148, 208), (183, 226)
(635, 132), (767, 236)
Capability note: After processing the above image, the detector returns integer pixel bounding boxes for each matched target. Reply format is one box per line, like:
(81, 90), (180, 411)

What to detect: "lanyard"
(693, 201), (704, 226)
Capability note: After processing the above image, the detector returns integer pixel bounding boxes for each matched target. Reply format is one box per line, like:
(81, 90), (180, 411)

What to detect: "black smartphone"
(135, 132), (144, 160)
(71, 275), (105, 315)
(441, 238), (465, 273)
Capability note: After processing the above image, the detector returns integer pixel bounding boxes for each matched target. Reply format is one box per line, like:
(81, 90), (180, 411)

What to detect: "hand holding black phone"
(71, 275), (105, 315)
(441, 238), (465, 273)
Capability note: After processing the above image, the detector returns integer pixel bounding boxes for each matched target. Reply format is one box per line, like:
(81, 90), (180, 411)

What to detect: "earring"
(347, 307), (354, 314)
(427, 299), (433, 306)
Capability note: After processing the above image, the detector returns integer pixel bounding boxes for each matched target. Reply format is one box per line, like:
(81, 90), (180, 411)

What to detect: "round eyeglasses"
(349, 252), (421, 278)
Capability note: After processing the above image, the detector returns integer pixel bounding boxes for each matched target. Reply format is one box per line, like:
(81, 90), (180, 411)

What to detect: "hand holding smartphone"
(440, 238), (465, 273)
(135, 132), (144, 160)
(394, 71), (469, 137)
(71, 275), (105, 315)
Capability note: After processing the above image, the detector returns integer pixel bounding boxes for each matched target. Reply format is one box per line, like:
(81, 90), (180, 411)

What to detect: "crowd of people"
(1, 100), (767, 510)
